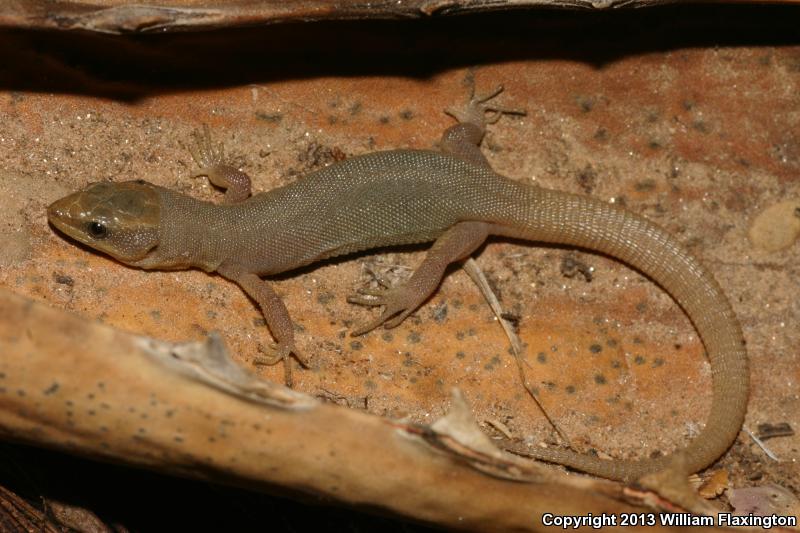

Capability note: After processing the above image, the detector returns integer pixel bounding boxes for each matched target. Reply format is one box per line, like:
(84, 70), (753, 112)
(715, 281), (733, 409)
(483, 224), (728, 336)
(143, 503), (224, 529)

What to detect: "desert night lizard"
(47, 84), (749, 483)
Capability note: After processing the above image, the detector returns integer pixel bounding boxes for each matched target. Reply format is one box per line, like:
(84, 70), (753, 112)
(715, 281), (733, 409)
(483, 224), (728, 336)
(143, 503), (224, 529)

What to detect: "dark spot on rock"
(456, 351), (465, 359)
(561, 253), (594, 282)
(255, 111), (282, 123)
(565, 385), (576, 394)
(399, 110), (413, 120)
(43, 382), (60, 395)
(432, 303), (448, 323)
(484, 355), (502, 371)
(407, 331), (421, 344)
(652, 358), (665, 368)
(16, 389), (25, 397)
(635, 179), (656, 192)
(317, 292), (334, 305)
(589, 343), (602, 354)
(594, 374), (607, 385)
(381, 331), (393, 342)
(634, 355), (646, 365)
(594, 128), (608, 141)
(349, 340), (362, 351)
(575, 165), (597, 194)
(537, 352), (547, 363)
(53, 273), (74, 286)
(576, 96), (594, 112)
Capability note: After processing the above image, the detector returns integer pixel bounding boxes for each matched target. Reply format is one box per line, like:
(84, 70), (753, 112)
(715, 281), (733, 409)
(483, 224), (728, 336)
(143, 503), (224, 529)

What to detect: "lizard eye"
(88, 221), (108, 239)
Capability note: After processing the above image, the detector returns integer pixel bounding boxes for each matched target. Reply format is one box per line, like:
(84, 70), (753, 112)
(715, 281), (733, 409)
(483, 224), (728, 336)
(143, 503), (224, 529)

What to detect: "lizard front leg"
(217, 262), (307, 385)
(188, 125), (252, 203)
(349, 221), (490, 335)
(441, 76), (524, 166)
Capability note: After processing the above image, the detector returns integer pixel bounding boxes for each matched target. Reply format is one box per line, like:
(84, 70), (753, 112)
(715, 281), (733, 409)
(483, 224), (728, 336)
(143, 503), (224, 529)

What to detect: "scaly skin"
(47, 87), (748, 482)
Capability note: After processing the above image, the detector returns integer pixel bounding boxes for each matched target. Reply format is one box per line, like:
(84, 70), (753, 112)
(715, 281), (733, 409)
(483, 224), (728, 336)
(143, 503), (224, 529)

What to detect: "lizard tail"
(493, 183), (749, 482)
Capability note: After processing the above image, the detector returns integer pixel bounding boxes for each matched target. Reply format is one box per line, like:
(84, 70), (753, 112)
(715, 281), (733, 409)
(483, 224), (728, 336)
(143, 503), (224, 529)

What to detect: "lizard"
(47, 82), (749, 483)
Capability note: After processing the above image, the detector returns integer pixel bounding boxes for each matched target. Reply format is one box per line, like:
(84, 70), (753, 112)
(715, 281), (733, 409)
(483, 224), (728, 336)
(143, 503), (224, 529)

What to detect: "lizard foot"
(348, 284), (424, 336)
(445, 78), (525, 129)
(254, 341), (308, 388)
(188, 124), (226, 176)
(255, 341), (308, 368)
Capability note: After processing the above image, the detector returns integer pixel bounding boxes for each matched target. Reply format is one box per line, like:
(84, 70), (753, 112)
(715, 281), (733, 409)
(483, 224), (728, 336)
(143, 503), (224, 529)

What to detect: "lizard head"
(48, 180), (161, 265)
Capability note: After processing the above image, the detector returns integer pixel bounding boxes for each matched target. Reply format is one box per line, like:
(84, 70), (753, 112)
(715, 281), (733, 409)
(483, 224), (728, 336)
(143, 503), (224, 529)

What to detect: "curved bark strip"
(0, 289), (723, 531)
(3, 1), (800, 34)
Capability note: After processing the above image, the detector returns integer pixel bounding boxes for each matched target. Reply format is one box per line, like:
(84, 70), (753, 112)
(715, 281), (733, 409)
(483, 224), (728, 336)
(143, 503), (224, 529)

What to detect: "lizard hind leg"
(348, 221), (491, 336)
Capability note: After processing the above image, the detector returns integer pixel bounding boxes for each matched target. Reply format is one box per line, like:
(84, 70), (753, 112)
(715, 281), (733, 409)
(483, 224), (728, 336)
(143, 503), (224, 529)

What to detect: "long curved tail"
(492, 183), (749, 482)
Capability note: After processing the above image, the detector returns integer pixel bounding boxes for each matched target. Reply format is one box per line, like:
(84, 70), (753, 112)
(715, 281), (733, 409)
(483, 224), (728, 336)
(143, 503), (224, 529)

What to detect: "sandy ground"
(0, 19), (798, 499)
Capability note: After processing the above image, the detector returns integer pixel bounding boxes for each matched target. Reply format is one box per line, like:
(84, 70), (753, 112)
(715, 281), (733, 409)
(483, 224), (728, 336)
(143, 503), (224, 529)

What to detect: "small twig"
(462, 258), (572, 447)
(745, 427), (779, 461)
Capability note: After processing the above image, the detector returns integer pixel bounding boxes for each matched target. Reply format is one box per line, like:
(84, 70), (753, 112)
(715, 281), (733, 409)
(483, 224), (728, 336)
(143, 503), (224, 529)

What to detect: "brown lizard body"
(47, 85), (748, 482)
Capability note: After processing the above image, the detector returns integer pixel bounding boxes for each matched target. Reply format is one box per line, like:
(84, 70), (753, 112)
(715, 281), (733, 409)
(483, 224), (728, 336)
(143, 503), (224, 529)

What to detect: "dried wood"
(0, 288), (722, 531)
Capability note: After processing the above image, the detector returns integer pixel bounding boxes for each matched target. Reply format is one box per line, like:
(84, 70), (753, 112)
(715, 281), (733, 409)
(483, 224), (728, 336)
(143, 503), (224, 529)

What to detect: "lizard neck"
(149, 188), (232, 272)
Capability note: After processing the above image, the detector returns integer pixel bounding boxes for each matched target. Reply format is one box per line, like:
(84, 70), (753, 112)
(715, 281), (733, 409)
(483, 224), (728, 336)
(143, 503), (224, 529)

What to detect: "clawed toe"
(255, 341), (308, 368)
(346, 288), (387, 307)
(349, 284), (415, 335)
(350, 304), (409, 336)
(350, 314), (389, 337)
(188, 124), (225, 171)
